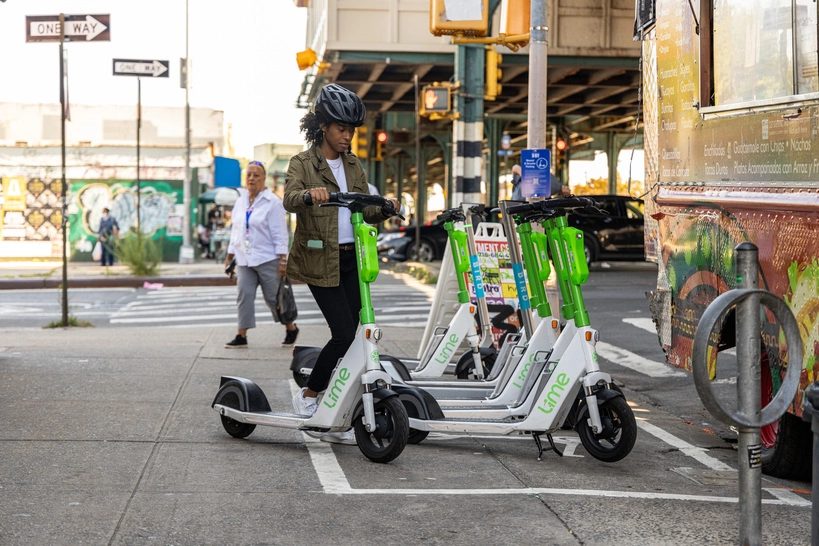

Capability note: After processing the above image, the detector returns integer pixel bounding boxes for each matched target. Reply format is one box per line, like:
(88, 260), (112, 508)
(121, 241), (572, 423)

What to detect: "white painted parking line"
(596, 341), (687, 378)
(636, 418), (734, 471)
(286, 387), (808, 507)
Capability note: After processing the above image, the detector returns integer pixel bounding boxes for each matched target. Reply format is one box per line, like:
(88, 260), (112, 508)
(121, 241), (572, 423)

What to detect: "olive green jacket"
(283, 145), (388, 287)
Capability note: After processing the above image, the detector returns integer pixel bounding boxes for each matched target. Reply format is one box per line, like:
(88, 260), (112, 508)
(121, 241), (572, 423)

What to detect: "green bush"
(116, 234), (161, 276)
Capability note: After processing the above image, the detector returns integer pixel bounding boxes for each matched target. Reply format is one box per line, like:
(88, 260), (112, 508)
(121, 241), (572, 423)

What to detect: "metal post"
(180, 0), (194, 263)
(527, 0), (548, 150)
(735, 242), (762, 546)
(802, 383), (819, 545)
(499, 200), (535, 338)
(136, 77), (141, 233)
(58, 14), (68, 327)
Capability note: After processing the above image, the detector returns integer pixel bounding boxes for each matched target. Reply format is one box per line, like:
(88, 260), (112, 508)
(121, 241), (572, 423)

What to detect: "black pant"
(306, 249), (362, 392)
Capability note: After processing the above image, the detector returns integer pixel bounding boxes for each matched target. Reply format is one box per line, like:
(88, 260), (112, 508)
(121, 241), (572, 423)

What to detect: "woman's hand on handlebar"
(305, 187), (330, 205)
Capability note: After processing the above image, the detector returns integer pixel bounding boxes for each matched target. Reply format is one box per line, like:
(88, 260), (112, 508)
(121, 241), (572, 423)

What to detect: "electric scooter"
(212, 192), (412, 464)
(397, 198), (638, 463)
(292, 203), (500, 387)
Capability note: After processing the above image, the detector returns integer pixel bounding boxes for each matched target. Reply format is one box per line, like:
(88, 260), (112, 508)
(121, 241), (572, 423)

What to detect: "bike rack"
(691, 242), (802, 546)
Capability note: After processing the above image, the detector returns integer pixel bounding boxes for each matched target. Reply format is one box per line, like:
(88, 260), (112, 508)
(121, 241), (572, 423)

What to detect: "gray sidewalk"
(0, 324), (811, 545)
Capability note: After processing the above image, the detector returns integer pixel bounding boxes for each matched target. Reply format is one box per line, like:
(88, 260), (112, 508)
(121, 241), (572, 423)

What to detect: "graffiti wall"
(0, 177), (188, 260)
(69, 179), (185, 261)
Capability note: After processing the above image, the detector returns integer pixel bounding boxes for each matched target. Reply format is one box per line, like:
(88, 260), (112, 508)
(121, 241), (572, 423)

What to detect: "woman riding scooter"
(283, 83), (400, 444)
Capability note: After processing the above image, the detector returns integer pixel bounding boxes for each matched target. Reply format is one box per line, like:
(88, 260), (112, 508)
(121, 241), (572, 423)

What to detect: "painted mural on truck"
(644, 0), (819, 419)
(69, 179), (185, 261)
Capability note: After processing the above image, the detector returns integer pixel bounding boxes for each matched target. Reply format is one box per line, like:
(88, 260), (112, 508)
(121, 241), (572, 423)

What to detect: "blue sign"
(501, 134), (511, 150)
(520, 149), (553, 198)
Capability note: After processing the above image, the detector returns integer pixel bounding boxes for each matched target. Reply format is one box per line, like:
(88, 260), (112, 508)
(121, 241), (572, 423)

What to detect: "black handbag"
(276, 276), (298, 324)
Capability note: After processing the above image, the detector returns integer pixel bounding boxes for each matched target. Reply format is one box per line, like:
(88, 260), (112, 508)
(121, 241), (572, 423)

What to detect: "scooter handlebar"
(302, 191), (404, 219)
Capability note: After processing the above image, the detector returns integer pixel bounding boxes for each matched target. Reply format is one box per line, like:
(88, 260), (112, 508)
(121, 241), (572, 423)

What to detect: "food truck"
(634, 0), (818, 479)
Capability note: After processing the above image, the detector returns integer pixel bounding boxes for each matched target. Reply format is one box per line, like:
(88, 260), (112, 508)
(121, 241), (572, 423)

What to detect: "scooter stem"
(499, 201), (536, 338)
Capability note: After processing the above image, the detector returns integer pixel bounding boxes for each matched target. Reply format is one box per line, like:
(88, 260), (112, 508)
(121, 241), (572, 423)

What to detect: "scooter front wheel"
(577, 395), (636, 462)
(354, 397), (409, 463)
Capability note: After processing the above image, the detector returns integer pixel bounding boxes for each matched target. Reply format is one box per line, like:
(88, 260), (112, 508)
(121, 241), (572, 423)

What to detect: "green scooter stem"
(517, 221), (553, 320)
(444, 220), (471, 304)
(352, 210), (379, 324)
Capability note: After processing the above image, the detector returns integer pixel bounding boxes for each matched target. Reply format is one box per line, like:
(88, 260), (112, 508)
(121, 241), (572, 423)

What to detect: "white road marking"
(763, 487), (811, 507)
(623, 317), (656, 333)
(636, 418), (734, 471)
(597, 341), (686, 378)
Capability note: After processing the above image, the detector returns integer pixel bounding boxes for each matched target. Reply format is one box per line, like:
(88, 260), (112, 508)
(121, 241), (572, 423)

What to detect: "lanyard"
(244, 199), (254, 249)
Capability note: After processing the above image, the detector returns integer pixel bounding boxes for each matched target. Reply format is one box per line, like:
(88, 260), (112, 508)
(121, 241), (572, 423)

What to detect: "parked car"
(567, 195), (645, 265)
(377, 195), (645, 264)
(377, 219), (449, 262)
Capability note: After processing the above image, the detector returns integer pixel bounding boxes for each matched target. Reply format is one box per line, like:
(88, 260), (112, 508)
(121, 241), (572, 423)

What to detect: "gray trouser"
(235, 259), (288, 329)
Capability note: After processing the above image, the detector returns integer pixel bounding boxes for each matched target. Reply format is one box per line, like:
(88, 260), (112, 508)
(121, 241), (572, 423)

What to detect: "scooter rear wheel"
(218, 391), (256, 439)
(577, 395), (636, 462)
(354, 397), (409, 463)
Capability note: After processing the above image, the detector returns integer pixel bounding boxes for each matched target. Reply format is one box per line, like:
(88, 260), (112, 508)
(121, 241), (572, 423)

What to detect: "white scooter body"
(215, 322), (393, 433)
(408, 325), (611, 435)
(409, 302), (482, 378)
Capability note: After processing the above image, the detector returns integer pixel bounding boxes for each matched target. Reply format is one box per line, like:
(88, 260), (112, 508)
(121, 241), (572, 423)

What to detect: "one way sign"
(26, 14), (111, 43)
(113, 59), (170, 78)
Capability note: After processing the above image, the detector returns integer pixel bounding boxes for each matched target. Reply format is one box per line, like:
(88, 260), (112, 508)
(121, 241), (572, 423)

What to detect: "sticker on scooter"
(511, 352), (536, 388)
(433, 333), (460, 364)
(323, 367), (351, 408)
(537, 373), (571, 414)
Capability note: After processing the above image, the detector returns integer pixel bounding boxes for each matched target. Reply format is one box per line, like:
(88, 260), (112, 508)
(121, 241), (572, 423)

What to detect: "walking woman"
(224, 160), (299, 348)
(283, 84), (399, 444)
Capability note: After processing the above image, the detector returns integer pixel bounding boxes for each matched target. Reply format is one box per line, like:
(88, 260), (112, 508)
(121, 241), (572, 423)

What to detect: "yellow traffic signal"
(374, 130), (388, 161)
(430, 0), (489, 37)
(485, 47), (502, 100)
(351, 126), (368, 159)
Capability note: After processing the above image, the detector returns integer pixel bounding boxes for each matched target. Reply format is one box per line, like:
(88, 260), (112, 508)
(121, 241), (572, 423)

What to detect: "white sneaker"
(320, 429), (357, 445)
(292, 388), (318, 417)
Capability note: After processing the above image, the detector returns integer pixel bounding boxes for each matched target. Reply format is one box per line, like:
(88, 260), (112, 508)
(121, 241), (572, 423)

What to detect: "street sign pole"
(26, 12), (111, 326)
(137, 77), (141, 233)
(111, 59), (169, 234)
(181, 0), (194, 263)
(59, 14), (68, 326)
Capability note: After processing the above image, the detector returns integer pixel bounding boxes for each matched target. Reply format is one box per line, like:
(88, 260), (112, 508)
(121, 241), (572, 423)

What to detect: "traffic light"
(374, 130), (388, 161)
(420, 85), (451, 116)
(554, 138), (569, 171)
(485, 47), (502, 100)
(351, 126), (368, 159)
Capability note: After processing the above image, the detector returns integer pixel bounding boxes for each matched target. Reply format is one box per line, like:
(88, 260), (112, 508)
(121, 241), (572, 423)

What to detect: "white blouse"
(227, 187), (289, 267)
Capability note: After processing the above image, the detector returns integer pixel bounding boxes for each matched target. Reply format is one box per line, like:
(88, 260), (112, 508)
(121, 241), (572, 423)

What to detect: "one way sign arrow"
(113, 59), (170, 78)
(26, 14), (111, 43)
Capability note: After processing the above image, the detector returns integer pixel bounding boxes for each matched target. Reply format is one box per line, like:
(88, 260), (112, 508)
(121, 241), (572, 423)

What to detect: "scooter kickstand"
(532, 432), (563, 461)
(532, 432), (544, 461)
(546, 433), (563, 457)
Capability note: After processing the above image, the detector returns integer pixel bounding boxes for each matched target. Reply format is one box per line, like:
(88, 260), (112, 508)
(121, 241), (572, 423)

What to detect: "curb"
(0, 275), (234, 290)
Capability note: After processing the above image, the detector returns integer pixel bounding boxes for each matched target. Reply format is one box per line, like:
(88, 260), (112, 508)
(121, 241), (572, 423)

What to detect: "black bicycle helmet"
(314, 84), (366, 127)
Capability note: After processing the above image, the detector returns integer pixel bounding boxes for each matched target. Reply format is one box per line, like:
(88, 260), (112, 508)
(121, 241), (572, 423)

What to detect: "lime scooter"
(292, 203), (499, 387)
(212, 192), (412, 464)
(398, 198), (638, 463)
(374, 196), (570, 407)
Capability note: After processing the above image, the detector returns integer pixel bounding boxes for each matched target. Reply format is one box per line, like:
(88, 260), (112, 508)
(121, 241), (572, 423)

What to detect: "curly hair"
(299, 111), (324, 147)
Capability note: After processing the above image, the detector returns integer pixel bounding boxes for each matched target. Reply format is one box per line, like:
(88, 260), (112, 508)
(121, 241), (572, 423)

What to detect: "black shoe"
(282, 326), (299, 347)
(225, 334), (247, 348)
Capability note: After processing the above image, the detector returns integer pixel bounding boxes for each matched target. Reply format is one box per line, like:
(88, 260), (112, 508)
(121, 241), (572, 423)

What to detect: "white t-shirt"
(327, 156), (354, 244)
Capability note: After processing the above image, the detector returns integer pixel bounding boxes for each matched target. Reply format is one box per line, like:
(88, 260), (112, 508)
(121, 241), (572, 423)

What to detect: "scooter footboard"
(393, 385), (445, 420)
(212, 376), (272, 413)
